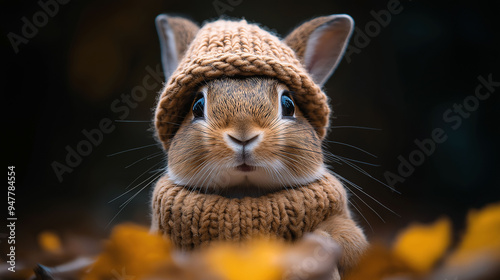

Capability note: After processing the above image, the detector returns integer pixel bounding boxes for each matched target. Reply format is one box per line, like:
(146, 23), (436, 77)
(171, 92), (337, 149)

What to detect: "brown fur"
(166, 17), (199, 59)
(284, 16), (335, 64)
(152, 15), (368, 275)
(168, 77), (324, 196)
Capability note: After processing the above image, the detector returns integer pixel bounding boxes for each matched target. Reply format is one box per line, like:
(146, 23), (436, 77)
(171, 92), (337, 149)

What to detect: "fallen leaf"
(84, 223), (172, 280)
(38, 231), (63, 254)
(392, 218), (451, 273)
(447, 202), (500, 265)
(344, 243), (413, 280)
(205, 240), (284, 280)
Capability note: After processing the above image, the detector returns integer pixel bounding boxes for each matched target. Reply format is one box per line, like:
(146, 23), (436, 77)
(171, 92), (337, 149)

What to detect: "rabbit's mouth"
(235, 163), (256, 172)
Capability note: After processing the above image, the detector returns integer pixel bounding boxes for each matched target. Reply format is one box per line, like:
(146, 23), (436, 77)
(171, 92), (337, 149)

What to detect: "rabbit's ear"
(155, 14), (199, 81)
(284, 15), (354, 86)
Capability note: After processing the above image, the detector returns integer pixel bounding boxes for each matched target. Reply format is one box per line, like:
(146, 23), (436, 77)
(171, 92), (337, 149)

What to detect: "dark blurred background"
(1, 0), (499, 261)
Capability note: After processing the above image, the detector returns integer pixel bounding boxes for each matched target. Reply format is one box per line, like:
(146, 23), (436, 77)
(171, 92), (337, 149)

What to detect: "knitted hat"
(155, 19), (330, 150)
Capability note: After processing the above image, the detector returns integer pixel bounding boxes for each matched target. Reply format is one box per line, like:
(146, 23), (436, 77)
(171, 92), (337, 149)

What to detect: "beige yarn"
(151, 173), (344, 249)
(154, 19), (330, 151)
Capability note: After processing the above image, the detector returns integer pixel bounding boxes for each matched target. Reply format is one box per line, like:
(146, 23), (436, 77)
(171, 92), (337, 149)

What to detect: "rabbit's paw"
(282, 232), (342, 280)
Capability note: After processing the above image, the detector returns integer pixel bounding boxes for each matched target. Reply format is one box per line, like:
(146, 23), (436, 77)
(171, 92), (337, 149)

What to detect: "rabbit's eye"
(281, 93), (295, 118)
(192, 95), (205, 119)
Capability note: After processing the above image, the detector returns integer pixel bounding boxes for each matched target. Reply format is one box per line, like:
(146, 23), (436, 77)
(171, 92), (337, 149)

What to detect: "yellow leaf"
(392, 218), (451, 273)
(38, 231), (62, 253)
(447, 202), (500, 265)
(344, 243), (413, 280)
(206, 240), (284, 280)
(84, 223), (172, 280)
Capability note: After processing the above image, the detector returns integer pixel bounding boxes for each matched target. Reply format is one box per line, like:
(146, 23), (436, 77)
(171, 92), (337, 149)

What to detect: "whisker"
(275, 144), (323, 155)
(148, 167), (167, 174)
(106, 171), (163, 229)
(333, 155), (400, 193)
(109, 160), (165, 202)
(325, 140), (378, 158)
(333, 171), (400, 217)
(115, 120), (152, 123)
(348, 200), (374, 232)
(344, 184), (386, 223)
(107, 143), (159, 157)
(331, 154), (380, 167)
(119, 172), (163, 208)
(330, 126), (381, 131)
(125, 151), (164, 169)
(147, 152), (164, 160)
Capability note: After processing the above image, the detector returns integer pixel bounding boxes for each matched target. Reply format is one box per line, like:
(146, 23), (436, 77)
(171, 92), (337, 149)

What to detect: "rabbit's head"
(154, 15), (353, 197)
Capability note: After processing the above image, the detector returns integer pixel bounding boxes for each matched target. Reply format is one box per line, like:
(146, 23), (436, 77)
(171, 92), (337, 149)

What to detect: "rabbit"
(151, 14), (368, 278)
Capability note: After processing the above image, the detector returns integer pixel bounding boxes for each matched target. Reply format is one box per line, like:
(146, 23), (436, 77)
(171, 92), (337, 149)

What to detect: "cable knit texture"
(154, 19), (330, 151)
(151, 173), (345, 249)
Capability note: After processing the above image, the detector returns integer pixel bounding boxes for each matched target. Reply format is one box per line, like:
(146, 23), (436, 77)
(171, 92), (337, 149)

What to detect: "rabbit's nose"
(225, 133), (262, 150)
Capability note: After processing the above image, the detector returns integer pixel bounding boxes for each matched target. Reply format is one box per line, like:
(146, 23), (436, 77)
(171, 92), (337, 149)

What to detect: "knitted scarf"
(151, 173), (344, 249)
